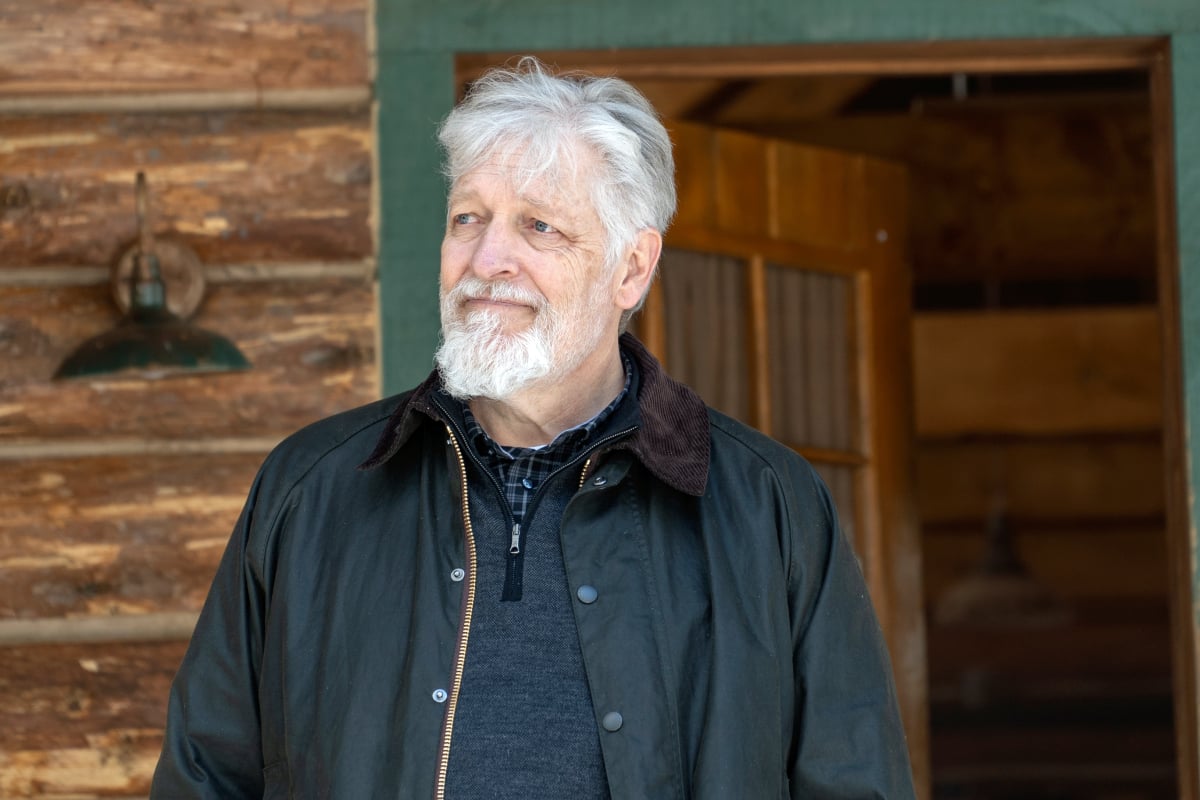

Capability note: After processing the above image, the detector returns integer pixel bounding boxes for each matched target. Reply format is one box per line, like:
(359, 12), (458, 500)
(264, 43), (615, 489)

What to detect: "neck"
(467, 342), (624, 448)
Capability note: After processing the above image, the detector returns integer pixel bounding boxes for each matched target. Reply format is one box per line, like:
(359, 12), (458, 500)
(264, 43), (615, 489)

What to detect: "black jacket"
(151, 335), (916, 799)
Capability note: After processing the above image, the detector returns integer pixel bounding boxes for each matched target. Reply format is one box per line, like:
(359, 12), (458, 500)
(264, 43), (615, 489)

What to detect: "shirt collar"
(358, 334), (710, 497)
(461, 352), (633, 461)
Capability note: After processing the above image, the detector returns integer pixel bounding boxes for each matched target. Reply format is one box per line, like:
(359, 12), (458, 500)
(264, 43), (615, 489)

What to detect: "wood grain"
(717, 106), (1156, 285)
(0, 110), (371, 268)
(914, 307), (1162, 437)
(0, 0), (367, 97)
(0, 453), (261, 620)
(923, 522), (1168, 603)
(917, 437), (1165, 524)
(927, 610), (1171, 682)
(0, 640), (185, 798)
(0, 277), (378, 441)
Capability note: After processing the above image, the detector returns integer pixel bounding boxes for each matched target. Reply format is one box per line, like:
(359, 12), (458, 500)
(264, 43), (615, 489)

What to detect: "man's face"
(435, 145), (622, 400)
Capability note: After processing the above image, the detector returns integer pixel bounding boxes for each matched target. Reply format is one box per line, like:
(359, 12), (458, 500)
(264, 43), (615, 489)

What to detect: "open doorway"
(644, 66), (1172, 798)
(643, 65), (1178, 798)
(457, 40), (1187, 799)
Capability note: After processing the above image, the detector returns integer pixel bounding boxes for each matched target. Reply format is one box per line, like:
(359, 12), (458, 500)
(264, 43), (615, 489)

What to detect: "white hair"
(437, 57), (676, 325)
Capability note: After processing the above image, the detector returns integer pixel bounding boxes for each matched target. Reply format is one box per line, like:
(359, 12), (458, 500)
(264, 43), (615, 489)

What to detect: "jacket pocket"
(263, 761), (289, 800)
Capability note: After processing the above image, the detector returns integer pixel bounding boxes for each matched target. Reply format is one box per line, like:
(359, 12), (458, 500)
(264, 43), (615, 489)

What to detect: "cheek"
(440, 239), (469, 285)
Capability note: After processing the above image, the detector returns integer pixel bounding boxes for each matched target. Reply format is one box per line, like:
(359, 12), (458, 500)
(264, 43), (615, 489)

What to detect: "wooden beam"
(0, 613), (199, 647)
(924, 522), (1169, 604)
(0, 438), (278, 461)
(927, 613), (1171, 681)
(456, 38), (1164, 83)
(0, 640), (186, 797)
(0, 110), (372, 268)
(914, 308), (1163, 437)
(0, 259), (376, 288)
(1149, 44), (1199, 800)
(0, 453), (259, 620)
(745, 255), (772, 433)
(0, 87), (371, 115)
(916, 436), (1165, 525)
(0, 0), (367, 97)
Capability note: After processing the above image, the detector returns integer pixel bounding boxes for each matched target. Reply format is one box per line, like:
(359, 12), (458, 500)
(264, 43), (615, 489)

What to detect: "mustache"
(443, 277), (545, 309)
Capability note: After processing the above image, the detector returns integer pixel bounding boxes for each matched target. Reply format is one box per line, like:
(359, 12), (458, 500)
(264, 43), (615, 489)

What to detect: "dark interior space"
(631, 67), (1173, 798)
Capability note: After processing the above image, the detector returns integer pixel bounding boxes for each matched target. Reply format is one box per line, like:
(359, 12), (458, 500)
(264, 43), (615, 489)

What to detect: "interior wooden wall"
(0, 2), (375, 797)
(650, 77), (1171, 797)
(793, 95), (1171, 796)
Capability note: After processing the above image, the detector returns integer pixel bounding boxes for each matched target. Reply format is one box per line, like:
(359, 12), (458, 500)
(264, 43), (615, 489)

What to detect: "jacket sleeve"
(150, 469), (272, 799)
(786, 469), (917, 799)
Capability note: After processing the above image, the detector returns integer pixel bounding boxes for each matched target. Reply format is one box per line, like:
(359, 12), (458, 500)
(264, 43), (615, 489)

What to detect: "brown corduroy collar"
(358, 333), (710, 497)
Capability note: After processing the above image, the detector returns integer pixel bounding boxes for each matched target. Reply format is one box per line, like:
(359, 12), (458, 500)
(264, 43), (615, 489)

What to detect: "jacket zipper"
(430, 411), (633, 794)
(434, 425), (478, 800)
(577, 427), (636, 489)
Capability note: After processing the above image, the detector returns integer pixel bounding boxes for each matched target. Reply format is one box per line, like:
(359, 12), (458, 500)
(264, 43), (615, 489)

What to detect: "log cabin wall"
(0, 3), (376, 797)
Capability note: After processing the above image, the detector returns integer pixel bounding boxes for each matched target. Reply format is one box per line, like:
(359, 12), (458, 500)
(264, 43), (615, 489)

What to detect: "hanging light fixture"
(934, 507), (1071, 628)
(54, 173), (250, 380)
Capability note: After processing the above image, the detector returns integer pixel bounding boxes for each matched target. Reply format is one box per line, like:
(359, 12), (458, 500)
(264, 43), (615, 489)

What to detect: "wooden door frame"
(455, 37), (1191, 799)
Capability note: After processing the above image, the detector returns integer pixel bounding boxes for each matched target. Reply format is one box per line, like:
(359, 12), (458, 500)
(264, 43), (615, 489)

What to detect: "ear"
(614, 228), (662, 311)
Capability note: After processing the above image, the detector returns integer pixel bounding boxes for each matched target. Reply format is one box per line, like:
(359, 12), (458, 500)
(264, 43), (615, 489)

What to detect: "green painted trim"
(1172, 34), (1200, 621)
(378, 0), (1198, 51)
(375, 51), (455, 392)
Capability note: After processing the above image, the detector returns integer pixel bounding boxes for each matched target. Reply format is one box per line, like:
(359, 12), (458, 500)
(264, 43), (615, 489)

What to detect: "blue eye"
(452, 213), (473, 225)
(532, 219), (556, 234)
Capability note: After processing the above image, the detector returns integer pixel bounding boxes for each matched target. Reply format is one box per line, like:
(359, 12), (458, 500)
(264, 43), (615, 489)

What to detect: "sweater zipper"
(434, 424), (478, 800)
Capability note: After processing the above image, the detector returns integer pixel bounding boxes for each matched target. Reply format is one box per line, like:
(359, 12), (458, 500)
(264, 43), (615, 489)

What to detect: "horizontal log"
(0, 453), (260, 619)
(927, 614), (1171, 681)
(0, 438), (279, 462)
(0, 110), (371, 267)
(0, 277), (379, 441)
(914, 307), (1162, 437)
(924, 523), (1168, 604)
(0, 640), (184, 798)
(0, 259), (375, 288)
(0, 87), (371, 116)
(0, 0), (367, 97)
(0, 613), (199, 647)
(916, 436), (1165, 524)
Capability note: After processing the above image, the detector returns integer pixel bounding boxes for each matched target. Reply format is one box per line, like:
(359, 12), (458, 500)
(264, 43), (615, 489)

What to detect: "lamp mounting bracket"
(111, 236), (207, 320)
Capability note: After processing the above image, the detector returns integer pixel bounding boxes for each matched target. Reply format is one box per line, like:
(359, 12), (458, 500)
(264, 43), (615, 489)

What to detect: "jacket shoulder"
(266, 392), (411, 479)
(704, 408), (840, 544)
(240, 392), (415, 555)
(705, 408), (825, 487)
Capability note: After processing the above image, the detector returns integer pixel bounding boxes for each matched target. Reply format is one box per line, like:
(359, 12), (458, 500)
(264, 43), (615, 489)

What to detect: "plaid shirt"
(462, 355), (632, 525)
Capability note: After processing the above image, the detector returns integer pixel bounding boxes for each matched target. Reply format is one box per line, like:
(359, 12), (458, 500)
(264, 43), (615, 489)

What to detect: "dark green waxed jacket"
(151, 335), (916, 799)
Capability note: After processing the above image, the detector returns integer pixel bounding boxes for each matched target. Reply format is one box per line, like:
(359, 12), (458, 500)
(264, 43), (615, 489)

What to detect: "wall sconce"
(934, 508), (1071, 628)
(54, 173), (250, 380)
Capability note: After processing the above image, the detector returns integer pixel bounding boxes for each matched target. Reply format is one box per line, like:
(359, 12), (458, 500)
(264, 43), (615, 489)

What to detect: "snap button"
(576, 585), (598, 604)
(432, 689), (448, 703)
(592, 475), (607, 487)
(450, 568), (465, 582)
(601, 711), (623, 731)
(521, 477), (534, 490)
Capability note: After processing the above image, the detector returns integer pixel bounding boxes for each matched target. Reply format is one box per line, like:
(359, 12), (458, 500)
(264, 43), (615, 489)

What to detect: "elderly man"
(152, 59), (916, 798)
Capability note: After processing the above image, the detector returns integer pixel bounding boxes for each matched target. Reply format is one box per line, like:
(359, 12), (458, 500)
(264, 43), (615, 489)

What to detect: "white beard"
(435, 276), (608, 401)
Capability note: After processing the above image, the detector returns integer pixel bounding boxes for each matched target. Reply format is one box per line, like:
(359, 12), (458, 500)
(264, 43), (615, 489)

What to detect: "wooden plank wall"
(913, 308), (1175, 796)
(0, 3), (375, 797)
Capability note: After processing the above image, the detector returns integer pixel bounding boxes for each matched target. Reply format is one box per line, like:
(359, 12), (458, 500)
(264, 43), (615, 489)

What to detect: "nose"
(469, 220), (520, 280)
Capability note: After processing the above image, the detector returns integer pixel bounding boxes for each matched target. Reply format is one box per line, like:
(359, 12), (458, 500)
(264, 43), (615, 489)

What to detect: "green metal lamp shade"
(53, 310), (250, 380)
(54, 252), (250, 380)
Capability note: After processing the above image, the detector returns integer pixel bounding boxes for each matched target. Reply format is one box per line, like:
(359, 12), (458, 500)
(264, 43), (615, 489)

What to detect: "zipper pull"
(509, 523), (521, 555)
